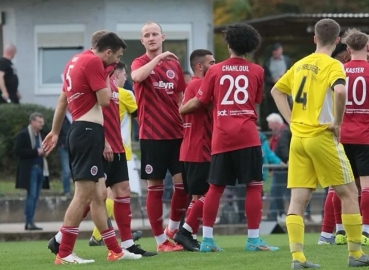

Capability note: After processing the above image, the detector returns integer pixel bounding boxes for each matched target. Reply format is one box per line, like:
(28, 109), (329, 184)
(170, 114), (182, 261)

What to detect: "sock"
(361, 188), (369, 232)
(333, 192), (342, 229)
(169, 183), (189, 230)
(146, 185), (164, 238)
(101, 227), (122, 254)
(359, 193), (362, 211)
(286, 215), (306, 263)
(245, 182), (263, 239)
(92, 198), (115, 241)
(114, 196), (133, 248)
(336, 224), (344, 232)
(82, 206), (90, 219)
(186, 200), (194, 219)
(58, 226), (79, 258)
(185, 196), (205, 235)
(321, 189), (335, 234)
(321, 232), (333, 238)
(155, 234), (167, 245)
(192, 234), (197, 240)
(202, 185), (225, 228)
(342, 213), (364, 259)
(203, 226), (213, 238)
(55, 231), (62, 243)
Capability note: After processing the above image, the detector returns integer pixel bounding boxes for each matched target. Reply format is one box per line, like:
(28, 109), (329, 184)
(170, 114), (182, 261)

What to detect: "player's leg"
(311, 133), (369, 267)
(140, 139), (182, 252)
(174, 162), (210, 251)
(318, 187), (336, 245)
(107, 153), (155, 257)
(286, 136), (320, 269)
(165, 139), (189, 240)
(200, 153), (234, 252)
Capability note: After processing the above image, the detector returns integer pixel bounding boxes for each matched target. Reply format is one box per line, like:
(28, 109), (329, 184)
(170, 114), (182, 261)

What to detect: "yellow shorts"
(288, 131), (354, 189)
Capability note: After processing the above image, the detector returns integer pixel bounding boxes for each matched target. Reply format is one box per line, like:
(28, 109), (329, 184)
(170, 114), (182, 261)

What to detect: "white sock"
(121, 239), (135, 249)
(247, 229), (259, 239)
(321, 232), (333, 238)
(155, 234), (167, 245)
(168, 220), (180, 231)
(55, 231), (62, 243)
(183, 223), (193, 233)
(202, 226), (213, 238)
(363, 225), (369, 234)
(336, 224), (344, 232)
(192, 234), (197, 240)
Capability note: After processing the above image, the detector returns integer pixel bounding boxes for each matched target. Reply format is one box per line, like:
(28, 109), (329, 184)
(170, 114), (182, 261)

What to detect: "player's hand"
(159, 51), (178, 61)
(37, 148), (45, 157)
(328, 123), (341, 140)
(103, 142), (114, 162)
(42, 132), (59, 155)
(1, 91), (9, 102)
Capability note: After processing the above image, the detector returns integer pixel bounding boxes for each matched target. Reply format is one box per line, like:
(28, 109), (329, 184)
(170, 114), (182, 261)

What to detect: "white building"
(0, 0), (215, 107)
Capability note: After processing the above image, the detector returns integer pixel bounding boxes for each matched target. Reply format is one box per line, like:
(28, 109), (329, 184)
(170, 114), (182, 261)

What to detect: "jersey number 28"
(295, 76), (307, 109)
(220, 75), (249, 105)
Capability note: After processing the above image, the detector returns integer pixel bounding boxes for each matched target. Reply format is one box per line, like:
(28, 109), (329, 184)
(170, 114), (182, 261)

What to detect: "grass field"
(0, 234), (364, 269)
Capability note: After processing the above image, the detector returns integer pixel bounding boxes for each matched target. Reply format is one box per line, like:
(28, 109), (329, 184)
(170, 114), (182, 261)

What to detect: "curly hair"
(223, 23), (261, 56)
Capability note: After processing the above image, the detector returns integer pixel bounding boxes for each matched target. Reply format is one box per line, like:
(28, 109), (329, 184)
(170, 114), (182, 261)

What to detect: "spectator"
(263, 43), (292, 114)
(266, 113), (286, 151)
(57, 110), (72, 197)
(0, 44), (20, 104)
(14, 112), (49, 230)
(183, 71), (192, 85)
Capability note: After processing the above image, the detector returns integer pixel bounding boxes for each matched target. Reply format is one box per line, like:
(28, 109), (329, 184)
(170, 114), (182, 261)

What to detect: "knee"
(111, 181), (130, 197)
(172, 173), (182, 184)
(335, 182), (358, 202)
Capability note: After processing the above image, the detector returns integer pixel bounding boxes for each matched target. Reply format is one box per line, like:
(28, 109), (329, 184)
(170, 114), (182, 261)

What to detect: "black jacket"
(263, 55), (292, 87)
(274, 126), (291, 163)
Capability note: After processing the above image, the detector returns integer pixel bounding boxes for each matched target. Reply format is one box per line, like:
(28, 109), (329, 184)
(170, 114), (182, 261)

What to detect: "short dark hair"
(223, 23), (261, 56)
(189, 49), (213, 71)
(91, 30), (108, 48)
(341, 28), (369, 51)
(331, 42), (347, 58)
(29, 112), (43, 122)
(314, 19), (341, 46)
(115, 62), (127, 71)
(95, 32), (127, 53)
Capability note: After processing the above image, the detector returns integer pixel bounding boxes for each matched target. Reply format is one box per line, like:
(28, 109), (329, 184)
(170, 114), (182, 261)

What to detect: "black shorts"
(209, 146), (263, 186)
(66, 121), (105, 182)
(343, 144), (369, 178)
(182, 162), (210, 195)
(140, 139), (182, 180)
(103, 152), (129, 187)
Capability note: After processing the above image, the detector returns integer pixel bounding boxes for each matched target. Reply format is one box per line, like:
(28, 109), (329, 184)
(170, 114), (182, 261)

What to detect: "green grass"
(0, 234), (364, 269)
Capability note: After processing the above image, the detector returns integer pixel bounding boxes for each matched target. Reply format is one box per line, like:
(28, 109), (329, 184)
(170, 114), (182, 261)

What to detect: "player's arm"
(51, 92), (68, 135)
(271, 68), (294, 124)
(179, 97), (202, 114)
(176, 63), (186, 107)
(332, 81), (346, 126)
(85, 57), (111, 107)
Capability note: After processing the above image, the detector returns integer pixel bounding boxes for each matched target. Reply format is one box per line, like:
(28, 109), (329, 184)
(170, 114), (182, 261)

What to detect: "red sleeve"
(255, 68), (264, 104)
(131, 58), (145, 71)
(176, 62), (186, 93)
(85, 57), (107, 92)
(196, 67), (215, 105)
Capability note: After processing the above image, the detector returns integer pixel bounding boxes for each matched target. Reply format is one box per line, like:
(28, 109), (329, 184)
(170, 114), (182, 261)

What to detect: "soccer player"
(131, 22), (188, 252)
(318, 42), (350, 246)
(173, 49), (215, 251)
(42, 32), (129, 264)
(271, 19), (369, 268)
(340, 29), (369, 246)
(180, 23), (279, 252)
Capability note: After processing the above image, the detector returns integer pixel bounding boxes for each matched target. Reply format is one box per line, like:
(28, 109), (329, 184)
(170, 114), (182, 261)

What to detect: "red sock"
(361, 188), (369, 226)
(186, 200), (194, 219)
(321, 188), (335, 233)
(359, 192), (362, 213)
(114, 196), (132, 242)
(169, 183), (189, 222)
(101, 227), (121, 253)
(186, 196), (205, 234)
(332, 192), (342, 225)
(58, 226), (79, 258)
(203, 184), (225, 227)
(146, 185), (164, 236)
(245, 182), (263, 229)
(82, 206), (90, 219)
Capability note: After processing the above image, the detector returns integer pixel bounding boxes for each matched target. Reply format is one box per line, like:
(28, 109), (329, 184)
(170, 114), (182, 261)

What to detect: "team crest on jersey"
(145, 164), (153, 174)
(166, 70), (175, 79)
(90, 166), (98, 176)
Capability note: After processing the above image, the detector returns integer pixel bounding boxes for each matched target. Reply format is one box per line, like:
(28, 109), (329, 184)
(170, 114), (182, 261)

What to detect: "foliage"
(0, 103), (59, 178)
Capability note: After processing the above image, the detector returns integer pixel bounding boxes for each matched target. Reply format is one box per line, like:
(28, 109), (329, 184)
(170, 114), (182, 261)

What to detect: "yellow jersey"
(275, 53), (345, 137)
(118, 87), (138, 161)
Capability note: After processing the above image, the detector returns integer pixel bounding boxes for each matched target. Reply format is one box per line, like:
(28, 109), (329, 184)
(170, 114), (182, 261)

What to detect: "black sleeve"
(131, 110), (138, 118)
(331, 78), (346, 90)
(0, 59), (9, 72)
(14, 132), (38, 159)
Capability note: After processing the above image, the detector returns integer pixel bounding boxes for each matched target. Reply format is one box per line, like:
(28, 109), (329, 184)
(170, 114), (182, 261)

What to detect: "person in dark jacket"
(15, 112), (50, 230)
(57, 111), (72, 196)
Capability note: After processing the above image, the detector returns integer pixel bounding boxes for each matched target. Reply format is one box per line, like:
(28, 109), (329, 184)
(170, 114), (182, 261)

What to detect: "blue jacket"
(260, 132), (282, 181)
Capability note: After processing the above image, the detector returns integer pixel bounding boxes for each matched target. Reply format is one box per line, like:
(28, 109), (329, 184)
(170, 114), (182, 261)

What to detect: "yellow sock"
(91, 198), (115, 241)
(342, 214), (364, 259)
(286, 215), (306, 263)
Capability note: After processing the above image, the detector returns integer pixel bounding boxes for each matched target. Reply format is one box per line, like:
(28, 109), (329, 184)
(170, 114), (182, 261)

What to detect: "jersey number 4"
(220, 75), (249, 105)
(295, 76), (307, 110)
(65, 65), (74, 91)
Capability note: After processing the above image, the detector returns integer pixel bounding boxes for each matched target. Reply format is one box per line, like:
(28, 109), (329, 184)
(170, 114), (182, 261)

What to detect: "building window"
(34, 24), (85, 95)
(117, 23), (192, 75)
(39, 47), (83, 85)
